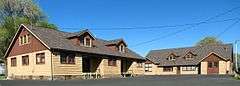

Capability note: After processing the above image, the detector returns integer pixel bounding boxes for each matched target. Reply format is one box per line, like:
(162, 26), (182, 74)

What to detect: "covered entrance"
(121, 59), (133, 77)
(207, 61), (219, 74)
(82, 55), (102, 79)
(202, 53), (224, 74)
(177, 67), (181, 75)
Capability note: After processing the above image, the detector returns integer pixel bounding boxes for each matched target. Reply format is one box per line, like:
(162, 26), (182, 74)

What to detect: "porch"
(81, 55), (135, 79)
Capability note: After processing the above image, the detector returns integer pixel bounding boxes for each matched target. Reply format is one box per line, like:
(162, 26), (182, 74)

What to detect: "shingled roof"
(22, 25), (144, 60)
(146, 44), (233, 66)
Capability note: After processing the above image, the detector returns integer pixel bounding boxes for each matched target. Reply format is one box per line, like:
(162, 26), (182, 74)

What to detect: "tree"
(0, 0), (57, 62)
(0, 0), (44, 23)
(196, 36), (223, 46)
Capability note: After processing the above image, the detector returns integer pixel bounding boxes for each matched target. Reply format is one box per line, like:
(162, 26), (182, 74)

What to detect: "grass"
(233, 74), (240, 80)
(0, 75), (5, 80)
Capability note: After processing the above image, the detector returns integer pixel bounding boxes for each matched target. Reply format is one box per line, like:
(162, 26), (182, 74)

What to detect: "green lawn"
(0, 76), (5, 80)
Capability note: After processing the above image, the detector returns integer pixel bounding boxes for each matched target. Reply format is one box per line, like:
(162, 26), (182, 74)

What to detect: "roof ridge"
(149, 43), (232, 52)
(21, 24), (143, 60)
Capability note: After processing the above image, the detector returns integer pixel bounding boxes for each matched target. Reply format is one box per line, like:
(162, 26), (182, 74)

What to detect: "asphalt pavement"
(0, 75), (239, 86)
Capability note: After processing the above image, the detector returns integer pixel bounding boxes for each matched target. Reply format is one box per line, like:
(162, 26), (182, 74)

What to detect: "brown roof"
(146, 44), (233, 66)
(23, 25), (144, 60)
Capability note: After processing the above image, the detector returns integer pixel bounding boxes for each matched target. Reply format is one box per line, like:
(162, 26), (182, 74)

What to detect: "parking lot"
(0, 75), (239, 86)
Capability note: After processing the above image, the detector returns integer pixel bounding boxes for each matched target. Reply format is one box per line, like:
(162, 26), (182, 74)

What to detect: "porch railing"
(82, 69), (101, 79)
(122, 70), (134, 78)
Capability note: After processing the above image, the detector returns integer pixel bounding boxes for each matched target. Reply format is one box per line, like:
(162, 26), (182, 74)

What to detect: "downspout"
(50, 50), (53, 80)
(5, 58), (8, 79)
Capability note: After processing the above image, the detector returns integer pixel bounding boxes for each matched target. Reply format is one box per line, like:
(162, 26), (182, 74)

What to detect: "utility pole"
(235, 40), (239, 74)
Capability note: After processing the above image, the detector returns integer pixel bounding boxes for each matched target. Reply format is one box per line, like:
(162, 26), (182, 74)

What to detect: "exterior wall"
(144, 64), (158, 75)
(201, 53), (231, 75)
(52, 52), (82, 76)
(157, 67), (177, 75)
(144, 64), (198, 75)
(226, 61), (232, 74)
(219, 61), (227, 74)
(7, 50), (52, 79)
(127, 61), (145, 75)
(201, 60), (232, 75)
(203, 53), (222, 74)
(145, 53), (232, 75)
(98, 58), (121, 78)
(180, 67), (199, 75)
(8, 27), (48, 57)
(200, 62), (208, 74)
(219, 60), (232, 74)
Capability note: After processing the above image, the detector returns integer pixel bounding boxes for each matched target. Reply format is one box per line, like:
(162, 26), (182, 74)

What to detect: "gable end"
(4, 24), (50, 58)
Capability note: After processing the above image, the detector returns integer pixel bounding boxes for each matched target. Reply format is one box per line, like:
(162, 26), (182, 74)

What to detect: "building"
(145, 44), (233, 75)
(4, 24), (145, 80)
(0, 63), (5, 75)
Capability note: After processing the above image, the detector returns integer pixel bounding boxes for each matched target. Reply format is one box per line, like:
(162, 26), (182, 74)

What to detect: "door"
(82, 58), (91, 72)
(121, 59), (127, 73)
(207, 62), (219, 74)
(177, 67), (181, 75)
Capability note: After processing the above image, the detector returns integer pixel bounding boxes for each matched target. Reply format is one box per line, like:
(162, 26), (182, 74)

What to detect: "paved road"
(0, 75), (239, 86)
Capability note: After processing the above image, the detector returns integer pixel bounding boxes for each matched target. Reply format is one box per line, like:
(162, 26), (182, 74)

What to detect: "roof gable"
(6, 24), (143, 60)
(105, 39), (127, 47)
(4, 24), (50, 58)
(69, 29), (96, 40)
(200, 52), (228, 62)
(146, 44), (233, 66)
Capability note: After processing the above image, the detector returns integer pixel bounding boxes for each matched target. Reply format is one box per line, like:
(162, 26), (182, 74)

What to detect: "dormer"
(105, 39), (127, 53)
(68, 29), (95, 47)
(118, 42), (126, 53)
(166, 53), (177, 61)
(83, 34), (93, 47)
(184, 52), (196, 60)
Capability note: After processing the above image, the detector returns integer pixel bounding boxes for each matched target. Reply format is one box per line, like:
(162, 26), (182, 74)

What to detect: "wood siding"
(52, 52), (82, 75)
(202, 53), (225, 74)
(7, 50), (52, 77)
(8, 26), (48, 57)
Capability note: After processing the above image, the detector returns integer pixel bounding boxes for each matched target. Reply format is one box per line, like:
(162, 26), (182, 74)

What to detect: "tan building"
(145, 44), (233, 75)
(4, 24), (145, 80)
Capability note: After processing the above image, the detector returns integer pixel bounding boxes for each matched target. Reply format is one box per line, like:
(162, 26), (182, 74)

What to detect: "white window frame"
(118, 44), (125, 53)
(145, 63), (152, 72)
(182, 66), (196, 71)
(19, 34), (30, 45)
(84, 37), (92, 47)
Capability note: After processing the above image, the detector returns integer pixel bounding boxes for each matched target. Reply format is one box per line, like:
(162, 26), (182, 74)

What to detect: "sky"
(37, 0), (240, 56)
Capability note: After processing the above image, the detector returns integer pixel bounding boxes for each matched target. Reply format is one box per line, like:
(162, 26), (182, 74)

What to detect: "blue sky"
(37, 0), (240, 56)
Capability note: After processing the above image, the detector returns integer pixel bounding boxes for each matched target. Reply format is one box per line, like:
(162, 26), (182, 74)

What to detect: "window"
(11, 58), (17, 67)
(119, 44), (125, 53)
(36, 53), (45, 64)
(208, 62), (218, 68)
(167, 54), (176, 61)
(108, 59), (117, 66)
(145, 63), (152, 72)
(185, 53), (194, 60)
(84, 37), (92, 47)
(19, 34), (30, 45)
(60, 52), (75, 64)
(163, 67), (173, 72)
(19, 37), (22, 45)
(137, 62), (143, 68)
(208, 62), (213, 68)
(213, 62), (218, 68)
(22, 55), (29, 65)
(182, 66), (196, 71)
